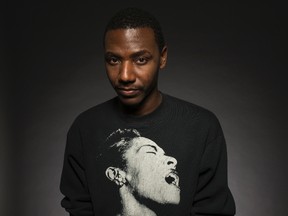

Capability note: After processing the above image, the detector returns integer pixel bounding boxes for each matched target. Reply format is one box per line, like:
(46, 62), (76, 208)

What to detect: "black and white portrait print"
(98, 128), (180, 216)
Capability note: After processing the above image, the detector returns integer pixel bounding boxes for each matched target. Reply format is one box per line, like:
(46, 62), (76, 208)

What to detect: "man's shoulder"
(164, 94), (217, 119)
(71, 97), (117, 126)
(165, 95), (220, 128)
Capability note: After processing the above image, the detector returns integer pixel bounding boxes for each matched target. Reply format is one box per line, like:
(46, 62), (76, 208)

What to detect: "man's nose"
(119, 61), (136, 83)
(165, 156), (177, 167)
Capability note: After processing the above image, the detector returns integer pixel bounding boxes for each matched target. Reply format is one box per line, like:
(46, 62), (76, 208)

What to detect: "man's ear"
(160, 46), (168, 69)
(105, 167), (127, 187)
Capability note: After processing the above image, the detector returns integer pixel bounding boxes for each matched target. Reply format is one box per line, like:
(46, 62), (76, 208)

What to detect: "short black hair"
(104, 7), (166, 51)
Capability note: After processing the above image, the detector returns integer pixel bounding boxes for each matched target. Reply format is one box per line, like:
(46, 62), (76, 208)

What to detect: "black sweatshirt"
(60, 93), (236, 216)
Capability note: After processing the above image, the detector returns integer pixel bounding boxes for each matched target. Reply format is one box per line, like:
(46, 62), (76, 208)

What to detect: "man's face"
(123, 137), (180, 205)
(104, 28), (167, 109)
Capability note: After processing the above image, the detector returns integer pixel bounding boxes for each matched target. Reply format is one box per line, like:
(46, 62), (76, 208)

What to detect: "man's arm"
(192, 115), (236, 216)
(60, 119), (94, 216)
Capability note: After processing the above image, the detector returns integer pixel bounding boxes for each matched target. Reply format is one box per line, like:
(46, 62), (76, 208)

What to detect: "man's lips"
(116, 88), (141, 97)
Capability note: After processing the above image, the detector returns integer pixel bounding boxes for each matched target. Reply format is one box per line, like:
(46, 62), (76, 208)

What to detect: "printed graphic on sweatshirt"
(100, 128), (180, 215)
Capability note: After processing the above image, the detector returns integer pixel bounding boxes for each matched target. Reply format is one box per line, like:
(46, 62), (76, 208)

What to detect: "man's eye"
(147, 151), (156, 155)
(135, 57), (148, 65)
(106, 57), (119, 65)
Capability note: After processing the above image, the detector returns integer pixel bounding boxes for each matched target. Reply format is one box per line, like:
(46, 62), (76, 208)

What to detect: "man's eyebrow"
(105, 52), (120, 58)
(130, 50), (151, 58)
(136, 144), (157, 153)
(104, 50), (151, 59)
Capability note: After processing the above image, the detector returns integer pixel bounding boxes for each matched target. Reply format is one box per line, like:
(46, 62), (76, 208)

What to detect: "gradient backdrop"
(4, 1), (287, 216)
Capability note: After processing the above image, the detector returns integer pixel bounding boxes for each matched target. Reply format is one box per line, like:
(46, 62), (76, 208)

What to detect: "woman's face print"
(123, 137), (180, 205)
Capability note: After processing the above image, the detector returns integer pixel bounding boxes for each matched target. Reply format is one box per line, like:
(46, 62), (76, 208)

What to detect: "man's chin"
(118, 95), (143, 108)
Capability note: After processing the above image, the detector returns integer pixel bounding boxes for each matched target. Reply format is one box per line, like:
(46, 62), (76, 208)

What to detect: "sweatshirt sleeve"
(192, 114), (236, 216)
(60, 119), (94, 216)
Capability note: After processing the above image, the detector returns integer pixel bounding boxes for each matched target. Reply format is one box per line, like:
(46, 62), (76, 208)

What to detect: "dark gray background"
(3, 1), (287, 216)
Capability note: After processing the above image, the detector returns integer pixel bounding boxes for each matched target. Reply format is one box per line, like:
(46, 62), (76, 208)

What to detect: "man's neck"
(119, 91), (162, 116)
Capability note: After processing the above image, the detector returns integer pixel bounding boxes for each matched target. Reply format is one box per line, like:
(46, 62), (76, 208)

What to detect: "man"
(101, 128), (180, 216)
(60, 7), (236, 216)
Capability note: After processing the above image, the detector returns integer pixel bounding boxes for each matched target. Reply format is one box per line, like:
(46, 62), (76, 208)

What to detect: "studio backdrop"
(4, 1), (287, 216)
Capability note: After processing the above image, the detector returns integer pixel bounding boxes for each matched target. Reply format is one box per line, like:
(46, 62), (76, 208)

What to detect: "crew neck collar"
(113, 92), (167, 124)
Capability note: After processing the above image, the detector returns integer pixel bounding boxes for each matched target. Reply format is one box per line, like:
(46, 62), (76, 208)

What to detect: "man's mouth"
(165, 170), (180, 188)
(116, 88), (140, 97)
